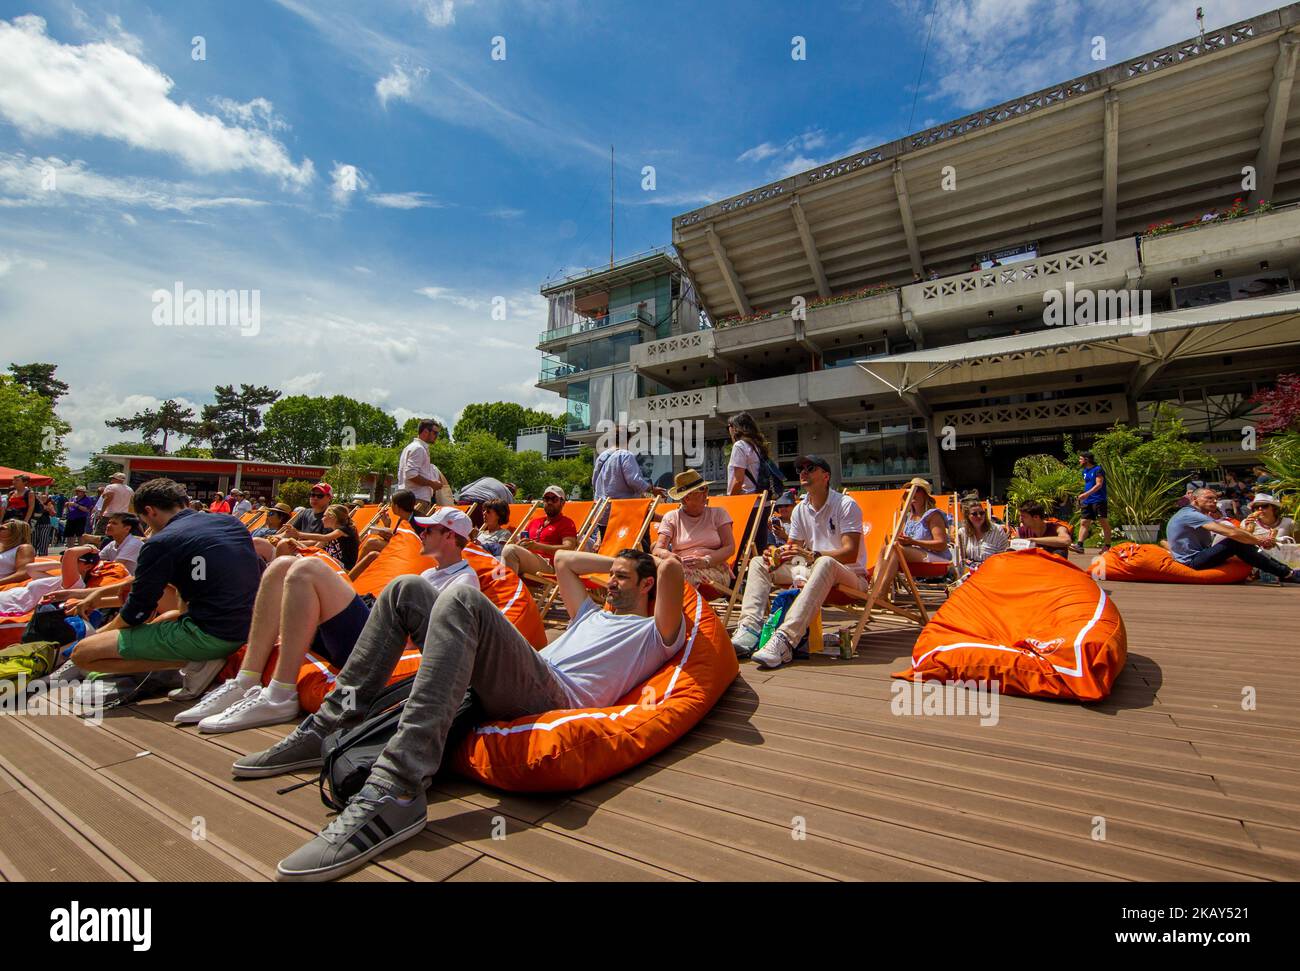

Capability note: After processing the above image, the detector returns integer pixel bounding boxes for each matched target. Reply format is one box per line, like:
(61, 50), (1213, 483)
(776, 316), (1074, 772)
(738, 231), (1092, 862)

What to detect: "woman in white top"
(955, 499), (1009, 574)
(0, 520), (37, 586)
(100, 512), (146, 575)
(725, 411), (768, 496)
(1241, 493), (1296, 546)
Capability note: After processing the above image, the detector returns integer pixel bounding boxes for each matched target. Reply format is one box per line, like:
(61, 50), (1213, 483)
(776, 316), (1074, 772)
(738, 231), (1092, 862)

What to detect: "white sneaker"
(168, 658), (228, 702)
(751, 632), (794, 669)
(198, 686), (301, 734)
(174, 678), (250, 725)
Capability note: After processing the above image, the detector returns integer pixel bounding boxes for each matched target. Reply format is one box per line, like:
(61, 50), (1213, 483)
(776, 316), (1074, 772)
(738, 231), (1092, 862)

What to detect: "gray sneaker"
(168, 658), (228, 702)
(276, 783), (428, 882)
(731, 626), (761, 659)
(231, 719), (325, 778)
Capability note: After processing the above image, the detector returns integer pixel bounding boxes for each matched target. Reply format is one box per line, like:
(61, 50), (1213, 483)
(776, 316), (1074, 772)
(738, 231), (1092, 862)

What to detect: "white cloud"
(282, 371), (324, 394)
(488, 207), (525, 219)
(420, 0), (459, 27)
(375, 63), (429, 107)
(58, 389), (205, 465)
(121, 212), (137, 225)
(369, 191), (444, 209)
(211, 96), (289, 132)
(0, 15), (314, 187)
(352, 265), (373, 274)
(0, 251), (48, 278)
(0, 152), (267, 212)
(415, 286), (486, 311)
(330, 162), (369, 205)
(737, 142), (781, 164)
(67, 5), (143, 57)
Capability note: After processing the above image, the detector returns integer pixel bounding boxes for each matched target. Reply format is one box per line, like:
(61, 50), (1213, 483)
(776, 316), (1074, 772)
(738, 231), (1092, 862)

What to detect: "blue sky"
(0, 0), (1275, 464)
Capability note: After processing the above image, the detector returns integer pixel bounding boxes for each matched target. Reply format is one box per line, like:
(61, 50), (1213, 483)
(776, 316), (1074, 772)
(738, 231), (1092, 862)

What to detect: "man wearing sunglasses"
(274, 482), (332, 556)
(178, 507), (481, 734)
(502, 484), (578, 579)
(733, 455), (869, 668)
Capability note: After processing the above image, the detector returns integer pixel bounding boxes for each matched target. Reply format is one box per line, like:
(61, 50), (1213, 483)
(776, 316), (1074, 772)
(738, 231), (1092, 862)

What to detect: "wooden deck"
(3, 564), (1299, 882)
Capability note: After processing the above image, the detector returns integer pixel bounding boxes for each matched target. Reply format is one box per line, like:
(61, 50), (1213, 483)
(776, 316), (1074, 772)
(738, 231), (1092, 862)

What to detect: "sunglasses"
(969, 511), (986, 518)
(310, 492), (328, 499)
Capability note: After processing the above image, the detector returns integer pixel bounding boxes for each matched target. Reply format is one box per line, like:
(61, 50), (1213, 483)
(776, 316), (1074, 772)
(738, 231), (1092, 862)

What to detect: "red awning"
(0, 466), (55, 488)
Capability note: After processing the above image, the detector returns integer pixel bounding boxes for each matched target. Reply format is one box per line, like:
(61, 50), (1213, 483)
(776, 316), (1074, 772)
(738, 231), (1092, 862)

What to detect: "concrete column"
(925, 422), (944, 492)
(1101, 89), (1120, 241)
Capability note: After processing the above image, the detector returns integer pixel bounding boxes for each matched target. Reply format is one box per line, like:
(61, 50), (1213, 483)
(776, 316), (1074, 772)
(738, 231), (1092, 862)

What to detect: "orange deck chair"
(350, 503), (384, 532)
(825, 484), (934, 644)
(535, 498), (654, 613)
(502, 500), (541, 546)
(514, 498), (603, 587)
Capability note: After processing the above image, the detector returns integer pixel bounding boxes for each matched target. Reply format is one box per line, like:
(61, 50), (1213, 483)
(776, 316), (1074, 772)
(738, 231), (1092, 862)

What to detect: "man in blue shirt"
(71, 477), (263, 700)
(1166, 487), (1300, 583)
(1071, 450), (1112, 553)
(591, 429), (665, 527)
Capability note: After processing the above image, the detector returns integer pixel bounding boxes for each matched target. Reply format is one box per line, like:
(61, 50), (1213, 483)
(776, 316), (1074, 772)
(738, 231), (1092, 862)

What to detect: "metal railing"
(539, 358), (583, 382)
(538, 304), (655, 344)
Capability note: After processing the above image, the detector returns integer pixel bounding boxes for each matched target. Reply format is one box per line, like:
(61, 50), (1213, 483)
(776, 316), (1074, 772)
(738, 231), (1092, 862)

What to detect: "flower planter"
(1125, 525), (1160, 544)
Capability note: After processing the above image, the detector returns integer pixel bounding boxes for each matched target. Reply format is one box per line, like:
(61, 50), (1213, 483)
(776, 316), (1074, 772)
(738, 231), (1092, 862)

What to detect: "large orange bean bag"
(893, 548), (1127, 702)
(1088, 542), (1252, 584)
(452, 582), (738, 791)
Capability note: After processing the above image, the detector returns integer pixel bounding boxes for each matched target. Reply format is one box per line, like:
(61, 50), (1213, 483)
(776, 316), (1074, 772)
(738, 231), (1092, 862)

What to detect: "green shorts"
(117, 616), (242, 663)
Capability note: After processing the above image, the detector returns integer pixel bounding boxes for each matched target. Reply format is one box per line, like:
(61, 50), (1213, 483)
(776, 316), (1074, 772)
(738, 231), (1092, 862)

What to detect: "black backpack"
(745, 455), (785, 504)
(314, 678), (482, 810)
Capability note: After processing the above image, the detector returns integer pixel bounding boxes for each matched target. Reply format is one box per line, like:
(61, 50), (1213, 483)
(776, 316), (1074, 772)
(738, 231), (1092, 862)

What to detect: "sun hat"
(667, 469), (712, 501)
(411, 506), (472, 539)
(542, 485), (566, 500)
(1250, 493), (1282, 509)
(905, 477), (934, 496)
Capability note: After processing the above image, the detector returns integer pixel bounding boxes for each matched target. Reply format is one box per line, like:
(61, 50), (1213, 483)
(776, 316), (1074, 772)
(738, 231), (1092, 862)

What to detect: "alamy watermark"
(890, 677), (1000, 726)
(151, 282), (261, 337)
(595, 412), (704, 467)
(1042, 283), (1151, 335)
(1, 675), (105, 725)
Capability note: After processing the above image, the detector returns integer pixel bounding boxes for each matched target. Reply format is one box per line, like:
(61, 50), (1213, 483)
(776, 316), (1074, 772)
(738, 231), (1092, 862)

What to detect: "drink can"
(838, 629), (855, 659)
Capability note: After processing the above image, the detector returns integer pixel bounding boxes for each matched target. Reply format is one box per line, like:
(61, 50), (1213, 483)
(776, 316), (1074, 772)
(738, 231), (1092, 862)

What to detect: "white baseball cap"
(411, 506), (472, 539)
(543, 485), (566, 499)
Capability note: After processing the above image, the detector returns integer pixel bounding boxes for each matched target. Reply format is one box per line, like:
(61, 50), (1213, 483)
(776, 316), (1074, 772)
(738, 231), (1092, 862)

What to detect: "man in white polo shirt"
(733, 454), (869, 668)
(397, 419), (446, 504)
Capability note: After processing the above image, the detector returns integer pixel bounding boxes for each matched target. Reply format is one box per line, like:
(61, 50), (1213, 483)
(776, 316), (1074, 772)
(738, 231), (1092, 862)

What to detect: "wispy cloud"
(0, 15), (314, 187)
(0, 153), (267, 212)
(330, 162), (368, 205)
(370, 191), (445, 209)
(375, 62), (429, 108)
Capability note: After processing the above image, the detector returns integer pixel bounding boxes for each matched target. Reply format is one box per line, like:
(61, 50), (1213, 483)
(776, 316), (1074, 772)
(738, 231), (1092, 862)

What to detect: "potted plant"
(1092, 404), (1213, 543)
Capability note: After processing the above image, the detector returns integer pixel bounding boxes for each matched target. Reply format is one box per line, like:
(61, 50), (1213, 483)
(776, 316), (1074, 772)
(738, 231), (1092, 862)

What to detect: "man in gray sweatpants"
(237, 546), (684, 882)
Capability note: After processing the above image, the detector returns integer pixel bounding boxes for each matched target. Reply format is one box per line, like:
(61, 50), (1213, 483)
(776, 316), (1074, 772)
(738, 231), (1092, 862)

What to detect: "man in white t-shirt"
(101, 473), (134, 516)
(230, 490), (253, 517)
(397, 419), (446, 504)
(733, 454), (870, 668)
(243, 543), (685, 882)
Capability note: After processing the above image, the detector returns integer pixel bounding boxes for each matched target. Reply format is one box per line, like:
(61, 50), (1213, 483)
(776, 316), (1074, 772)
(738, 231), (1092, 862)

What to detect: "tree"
(262, 395), (400, 465)
(452, 402), (563, 445)
(173, 445), (214, 459)
(0, 374), (71, 471)
(105, 398), (197, 453)
(8, 362), (69, 404)
(277, 479), (314, 510)
(400, 416), (446, 442)
(1251, 372), (1300, 434)
(195, 384), (280, 459)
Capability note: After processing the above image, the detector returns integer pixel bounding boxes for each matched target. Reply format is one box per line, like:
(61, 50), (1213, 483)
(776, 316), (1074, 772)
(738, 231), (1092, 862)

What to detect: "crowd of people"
(5, 411), (1297, 882)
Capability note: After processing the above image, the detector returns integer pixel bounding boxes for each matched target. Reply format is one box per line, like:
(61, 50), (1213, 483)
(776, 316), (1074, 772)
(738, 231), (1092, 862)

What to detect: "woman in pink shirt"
(653, 470), (735, 591)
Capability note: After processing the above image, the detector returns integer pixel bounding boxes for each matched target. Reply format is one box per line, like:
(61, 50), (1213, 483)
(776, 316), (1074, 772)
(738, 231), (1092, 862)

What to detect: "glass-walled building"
(537, 249), (696, 483)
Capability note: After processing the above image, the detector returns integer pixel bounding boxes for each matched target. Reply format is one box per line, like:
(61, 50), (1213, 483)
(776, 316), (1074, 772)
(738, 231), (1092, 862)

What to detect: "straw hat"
(905, 477), (934, 496)
(667, 469), (712, 501)
(266, 502), (294, 519)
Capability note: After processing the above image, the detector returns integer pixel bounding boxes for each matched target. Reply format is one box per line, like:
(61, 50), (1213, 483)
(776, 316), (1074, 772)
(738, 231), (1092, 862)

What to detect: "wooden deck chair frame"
(835, 484), (930, 644)
(502, 500), (541, 547)
(243, 509), (267, 532)
(694, 491), (765, 628)
(351, 503), (386, 533)
(950, 493), (966, 577)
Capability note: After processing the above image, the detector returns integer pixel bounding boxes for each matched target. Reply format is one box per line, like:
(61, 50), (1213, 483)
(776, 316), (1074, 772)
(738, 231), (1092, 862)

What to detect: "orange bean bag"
(1088, 542), (1252, 584)
(893, 548), (1127, 702)
(452, 581), (738, 791)
(0, 561), (133, 648)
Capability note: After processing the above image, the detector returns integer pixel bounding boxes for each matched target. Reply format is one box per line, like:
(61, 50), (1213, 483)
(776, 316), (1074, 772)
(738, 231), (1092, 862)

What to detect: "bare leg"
(270, 557), (359, 684)
(242, 556), (295, 675)
(71, 629), (185, 674)
(347, 549), (380, 580)
(1099, 517), (1112, 545)
(252, 537), (276, 563)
